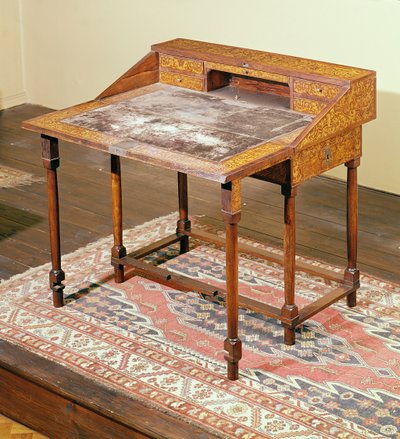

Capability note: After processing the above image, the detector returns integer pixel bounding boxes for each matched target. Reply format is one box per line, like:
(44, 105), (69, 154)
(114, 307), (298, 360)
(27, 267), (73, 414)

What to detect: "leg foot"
(113, 267), (125, 284)
(281, 303), (299, 344)
(49, 268), (65, 307)
(347, 291), (357, 308)
(111, 245), (126, 283)
(52, 285), (65, 308)
(224, 338), (242, 380)
(179, 234), (190, 254)
(345, 267), (360, 307)
(283, 327), (295, 345)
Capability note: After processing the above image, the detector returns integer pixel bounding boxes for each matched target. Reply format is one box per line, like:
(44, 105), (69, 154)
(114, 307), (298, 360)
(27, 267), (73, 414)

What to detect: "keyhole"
(324, 148), (332, 163)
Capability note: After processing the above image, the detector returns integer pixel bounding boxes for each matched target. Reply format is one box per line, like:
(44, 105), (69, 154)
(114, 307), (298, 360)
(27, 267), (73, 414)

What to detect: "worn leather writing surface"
(63, 87), (311, 163)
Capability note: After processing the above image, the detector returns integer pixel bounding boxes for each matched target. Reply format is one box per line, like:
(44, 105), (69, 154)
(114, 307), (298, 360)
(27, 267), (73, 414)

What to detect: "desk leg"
(281, 186), (299, 345)
(111, 155), (126, 283)
(221, 181), (242, 380)
(41, 135), (65, 308)
(177, 172), (191, 254)
(345, 158), (360, 307)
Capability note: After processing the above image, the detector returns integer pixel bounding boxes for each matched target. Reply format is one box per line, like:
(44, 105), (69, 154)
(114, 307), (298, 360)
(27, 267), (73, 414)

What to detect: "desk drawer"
(292, 128), (361, 184)
(293, 79), (341, 100)
(293, 97), (327, 115)
(159, 71), (204, 91)
(159, 54), (204, 74)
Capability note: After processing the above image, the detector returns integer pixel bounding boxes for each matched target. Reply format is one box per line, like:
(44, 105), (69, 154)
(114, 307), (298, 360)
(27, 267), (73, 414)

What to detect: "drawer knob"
(176, 78), (183, 83)
(242, 62), (249, 68)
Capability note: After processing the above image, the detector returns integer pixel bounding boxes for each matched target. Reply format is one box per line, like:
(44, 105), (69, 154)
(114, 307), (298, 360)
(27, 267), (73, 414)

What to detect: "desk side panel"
(296, 74), (376, 150)
(96, 52), (159, 100)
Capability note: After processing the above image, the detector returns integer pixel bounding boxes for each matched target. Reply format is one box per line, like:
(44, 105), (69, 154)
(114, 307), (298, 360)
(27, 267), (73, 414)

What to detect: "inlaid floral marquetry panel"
(293, 98), (327, 115)
(160, 54), (204, 74)
(298, 76), (375, 149)
(159, 71), (204, 91)
(293, 128), (361, 184)
(293, 79), (341, 100)
(154, 39), (372, 81)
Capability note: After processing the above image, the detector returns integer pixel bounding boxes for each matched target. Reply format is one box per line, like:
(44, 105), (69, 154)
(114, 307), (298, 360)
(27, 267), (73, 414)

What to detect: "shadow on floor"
(0, 202), (43, 241)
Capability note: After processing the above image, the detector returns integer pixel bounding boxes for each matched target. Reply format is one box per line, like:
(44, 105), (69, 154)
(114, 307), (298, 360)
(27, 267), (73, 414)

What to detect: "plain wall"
(0, 0), (26, 109)
(18, 0), (400, 194)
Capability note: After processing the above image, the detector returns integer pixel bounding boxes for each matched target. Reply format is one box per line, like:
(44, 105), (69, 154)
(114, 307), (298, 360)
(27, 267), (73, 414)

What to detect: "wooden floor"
(0, 104), (399, 437)
(1, 104), (399, 284)
(0, 414), (47, 439)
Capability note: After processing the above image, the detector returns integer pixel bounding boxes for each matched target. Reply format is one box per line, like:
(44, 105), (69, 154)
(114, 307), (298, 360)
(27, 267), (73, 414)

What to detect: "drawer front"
(293, 97), (327, 115)
(292, 128), (361, 184)
(206, 62), (289, 84)
(159, 71), (204, 91)
(293, 79), (341, 100)
(159, 54), (204, 74)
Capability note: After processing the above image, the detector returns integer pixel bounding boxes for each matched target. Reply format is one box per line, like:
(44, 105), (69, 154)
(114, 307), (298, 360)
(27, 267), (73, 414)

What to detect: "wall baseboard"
(0, 91), (27, 110)
(318, 174), (400, 197)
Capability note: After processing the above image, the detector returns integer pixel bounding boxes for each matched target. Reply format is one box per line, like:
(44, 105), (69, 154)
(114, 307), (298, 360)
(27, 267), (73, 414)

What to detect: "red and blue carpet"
(0, 213), (399, 438)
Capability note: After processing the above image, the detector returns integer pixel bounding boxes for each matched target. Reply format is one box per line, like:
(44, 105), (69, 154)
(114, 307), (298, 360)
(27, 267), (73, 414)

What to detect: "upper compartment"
(152, 38), (374, 84)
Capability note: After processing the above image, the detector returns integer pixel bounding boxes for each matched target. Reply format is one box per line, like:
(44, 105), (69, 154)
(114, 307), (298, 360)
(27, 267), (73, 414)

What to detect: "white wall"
(0, 0), (26, 109)
(16, 0), (400, 194)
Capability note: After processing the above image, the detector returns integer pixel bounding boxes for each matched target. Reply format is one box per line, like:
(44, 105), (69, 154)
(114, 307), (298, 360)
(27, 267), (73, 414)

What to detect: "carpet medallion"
(0, 213), (399, 438)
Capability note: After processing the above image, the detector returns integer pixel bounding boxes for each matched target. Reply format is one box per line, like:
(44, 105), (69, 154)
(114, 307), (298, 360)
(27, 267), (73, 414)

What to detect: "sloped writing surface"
(63, 86), (312, 163)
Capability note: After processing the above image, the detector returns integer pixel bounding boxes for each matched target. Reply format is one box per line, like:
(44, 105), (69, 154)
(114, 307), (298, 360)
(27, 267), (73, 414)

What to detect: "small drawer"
(292, 128), (361, 185)
(293, 79), (341, 100)
(293, 97), (327, 115)
(159, 54), (204, 74)
(159, 71), (204, 91)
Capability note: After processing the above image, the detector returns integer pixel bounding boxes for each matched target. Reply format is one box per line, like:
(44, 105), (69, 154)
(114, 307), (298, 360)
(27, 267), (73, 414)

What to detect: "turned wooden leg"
(281, 186), (299, 345)
(345, 158), (360, 307)
(176, 172), (191, 254)
(41, 135), (65, 308)
(221, 181), (242, 380)
(111, 155), (126, 283)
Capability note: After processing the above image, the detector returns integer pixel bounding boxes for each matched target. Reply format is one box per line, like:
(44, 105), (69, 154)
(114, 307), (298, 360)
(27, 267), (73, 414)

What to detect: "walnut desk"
(22, 39), (376, 380)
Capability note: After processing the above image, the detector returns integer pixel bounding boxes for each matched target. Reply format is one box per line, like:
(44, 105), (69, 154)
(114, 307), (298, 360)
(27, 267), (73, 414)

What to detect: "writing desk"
(22, 39), (376, 380)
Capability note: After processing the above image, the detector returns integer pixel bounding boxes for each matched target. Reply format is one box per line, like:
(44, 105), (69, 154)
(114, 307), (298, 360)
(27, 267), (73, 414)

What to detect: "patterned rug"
(0, 165), (43, 189)
(0, 213), (399, 438)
